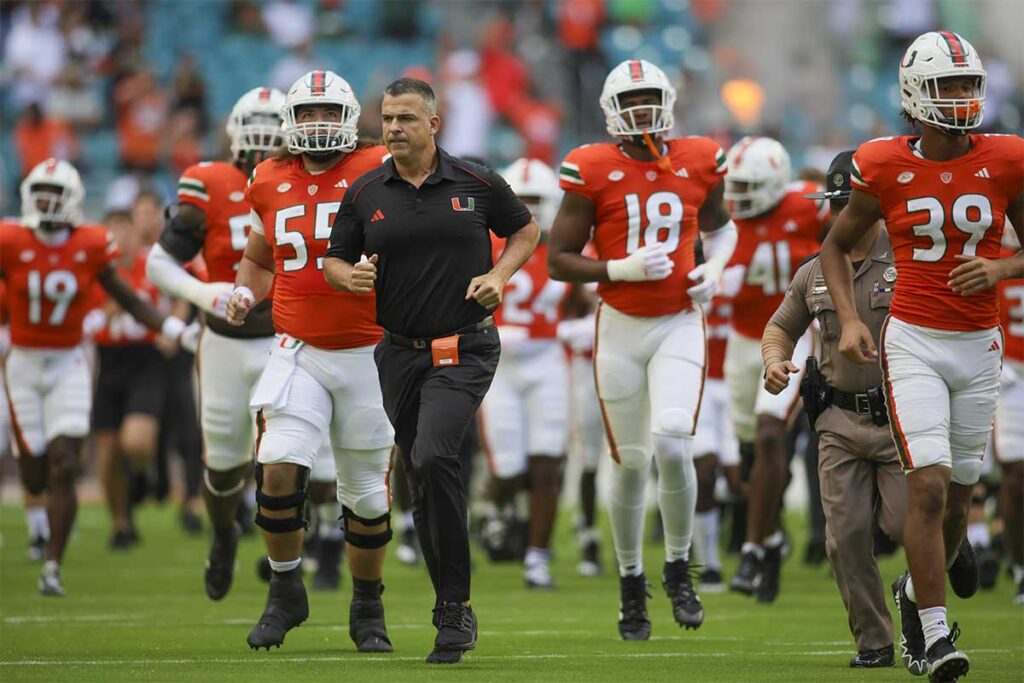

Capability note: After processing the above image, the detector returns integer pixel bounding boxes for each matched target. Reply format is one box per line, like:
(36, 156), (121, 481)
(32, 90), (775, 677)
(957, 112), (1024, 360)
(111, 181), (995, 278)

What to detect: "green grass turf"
(1, 504), (1021, 682)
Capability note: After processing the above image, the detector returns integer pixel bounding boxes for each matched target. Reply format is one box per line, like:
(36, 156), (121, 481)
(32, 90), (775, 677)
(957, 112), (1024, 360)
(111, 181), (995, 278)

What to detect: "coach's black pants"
(375, 327), (500, 604)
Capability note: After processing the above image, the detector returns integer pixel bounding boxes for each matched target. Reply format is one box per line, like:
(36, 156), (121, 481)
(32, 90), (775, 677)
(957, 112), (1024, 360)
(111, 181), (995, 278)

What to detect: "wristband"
(161, 316), (186, 339)
(232, 286), (255, 305)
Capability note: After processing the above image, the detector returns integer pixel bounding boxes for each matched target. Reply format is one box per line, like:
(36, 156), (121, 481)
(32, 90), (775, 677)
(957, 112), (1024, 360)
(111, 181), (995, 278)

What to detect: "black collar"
(383, 145), (457, 186)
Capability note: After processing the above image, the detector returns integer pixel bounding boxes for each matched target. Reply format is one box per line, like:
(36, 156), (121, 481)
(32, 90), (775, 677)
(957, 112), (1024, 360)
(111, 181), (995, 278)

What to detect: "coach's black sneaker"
(730, 550), (761, 596)
(426, 602), (477, 664)
(977, 544), (1000, 590)
(663, 559), (704, 629)
(205, 522), (241, 601)
(892, 573), (928, 676)
(618, 574), (652, 640)
(850, 644), (895, 668)
(757, 545), (783, 604)
(925, 623), (968, 682)
(246, 567), (308, 650)
(349, 581), (392, 653)
(947, 538), (979, 599)
(313, 537), (344, 591)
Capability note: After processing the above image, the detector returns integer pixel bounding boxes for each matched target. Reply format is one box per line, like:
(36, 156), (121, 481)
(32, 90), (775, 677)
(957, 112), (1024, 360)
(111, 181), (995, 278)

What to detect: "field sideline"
(1, 504), (1020, 682)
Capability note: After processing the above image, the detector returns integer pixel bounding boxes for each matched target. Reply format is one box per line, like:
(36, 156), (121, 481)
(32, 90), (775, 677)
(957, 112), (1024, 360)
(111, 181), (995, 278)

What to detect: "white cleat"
(525, 562), (556, 589)
(39, 561), (65, 597)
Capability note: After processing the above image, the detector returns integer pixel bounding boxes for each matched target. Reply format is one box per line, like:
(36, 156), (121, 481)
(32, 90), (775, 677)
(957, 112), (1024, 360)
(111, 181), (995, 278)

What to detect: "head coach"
(323, 77), (540, 664)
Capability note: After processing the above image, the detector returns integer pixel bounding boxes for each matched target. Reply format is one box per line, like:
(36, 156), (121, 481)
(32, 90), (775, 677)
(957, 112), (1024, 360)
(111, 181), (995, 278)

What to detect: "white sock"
(763, 530), (785, 548)
(695, 510), (721, 570)
(317, 502), (343, 540)
(524, 547), (550, 568)
(268, 557), (301, 573)
(26, 506), (49, 540)
(741, 542), (766, 560)
(966, 522), (990, 549)
(401, 510), (415, 531)
(610, 463), (648, 578)
(919, 606), (950, 650)
(653, 435), (697, 563)
(905, 575), (917, 603)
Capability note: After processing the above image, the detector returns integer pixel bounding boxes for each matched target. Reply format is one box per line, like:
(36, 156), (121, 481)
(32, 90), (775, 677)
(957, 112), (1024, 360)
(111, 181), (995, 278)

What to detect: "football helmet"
(282, 70), (360, 154)
(723, 137), (791, 219)
(227, 86), (286, 163)
(501, 158), (562, 230)
(899, 31), (986, 132)
(20, 158), (85, 230)
(599, 59), (677, 137)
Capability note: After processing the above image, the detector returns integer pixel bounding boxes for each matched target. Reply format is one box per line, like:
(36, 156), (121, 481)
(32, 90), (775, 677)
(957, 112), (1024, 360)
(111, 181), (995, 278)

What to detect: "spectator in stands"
(262, 0), (314, 48)
(2, 1), (66, 109)
(439, 50), (493, 161)
(558, 0), (607, 141)
(114, 69), (169, 173)
(47, 2), (107, 129)
(14, 103), (79, 180)
(269, 40), (319, 93)
(171, 55), (209, 135)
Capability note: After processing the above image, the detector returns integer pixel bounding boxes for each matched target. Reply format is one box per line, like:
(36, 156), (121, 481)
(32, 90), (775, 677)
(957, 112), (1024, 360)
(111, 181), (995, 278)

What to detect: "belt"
(829, 386), (879, 416)
(383, 316), (494, 349)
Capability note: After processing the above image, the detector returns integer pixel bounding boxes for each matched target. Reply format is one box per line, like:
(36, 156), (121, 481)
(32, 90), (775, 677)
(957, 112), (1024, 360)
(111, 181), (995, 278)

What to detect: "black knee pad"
(341, 506), (392, 549)
(254, 463), (310, 533)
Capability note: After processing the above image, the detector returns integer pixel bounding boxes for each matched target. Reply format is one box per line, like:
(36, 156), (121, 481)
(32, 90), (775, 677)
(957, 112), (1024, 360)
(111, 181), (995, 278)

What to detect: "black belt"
(828, 385), (888, 428)
(383, 316), (494, 349)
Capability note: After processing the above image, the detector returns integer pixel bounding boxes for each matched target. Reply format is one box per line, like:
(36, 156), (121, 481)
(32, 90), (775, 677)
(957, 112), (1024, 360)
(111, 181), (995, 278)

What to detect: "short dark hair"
(383, 77), (436, 115)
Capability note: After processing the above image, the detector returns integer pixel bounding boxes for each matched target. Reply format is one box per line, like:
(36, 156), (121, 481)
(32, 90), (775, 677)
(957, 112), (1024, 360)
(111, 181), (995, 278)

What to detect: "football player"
(225, 70), (395, 652)
(0, 159), (189, 596)
(548, 58), (737, 639)
(479, 158), (573, 588)
(821, 30), (1023, 680)
(721, 137), (827, 603)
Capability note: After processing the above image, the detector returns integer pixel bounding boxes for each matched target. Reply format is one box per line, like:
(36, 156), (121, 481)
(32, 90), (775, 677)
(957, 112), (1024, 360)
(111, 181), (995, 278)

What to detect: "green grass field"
(1, 504), (1021, 682)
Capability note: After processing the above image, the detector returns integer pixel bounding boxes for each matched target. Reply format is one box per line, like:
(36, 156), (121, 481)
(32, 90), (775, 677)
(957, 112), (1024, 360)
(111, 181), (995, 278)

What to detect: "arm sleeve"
(768, 261), (815, 340)
(157, 203), (206, 262)
(486, 169), (533, 238)
(326, 193), (365, 263)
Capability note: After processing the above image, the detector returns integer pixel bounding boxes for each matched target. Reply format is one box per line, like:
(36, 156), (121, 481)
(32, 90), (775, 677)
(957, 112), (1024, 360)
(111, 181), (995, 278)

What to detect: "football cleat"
(205, 523), (241, 601)
(349, 585), (392, 653)
(426, 603), (477, 664)
(577, 530), (602, 577)
(663, 559), (704, 629)
(247, 567), (308, 650)
(27, 534), (47, 562)
(850, 644), (895, 668)
(730, 550), (761, 596)
(109, 527), (140, 551)
(38, 560), (65, 597)
(256, 555), (272, 583)
(524, 562), (556, 589)
(925, 623), (969, 682)
(892, 573), (928, 676)
(947, 538), (979, 599)
(617, 574), (652, 640)
(699, 567), (725, 593)
(179, 507), (203, 535)
(1014, 572), (1024, 605)
(396, 526), (421, 566)
(757, 545), (783, 603)
(976, 544), (1000, 590)
(313, 537), (344, 591)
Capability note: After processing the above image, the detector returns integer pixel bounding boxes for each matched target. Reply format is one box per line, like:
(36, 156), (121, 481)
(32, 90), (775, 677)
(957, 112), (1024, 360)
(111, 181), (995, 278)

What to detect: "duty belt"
(828, 385), (888, 426)
(383, 316), (495, 349)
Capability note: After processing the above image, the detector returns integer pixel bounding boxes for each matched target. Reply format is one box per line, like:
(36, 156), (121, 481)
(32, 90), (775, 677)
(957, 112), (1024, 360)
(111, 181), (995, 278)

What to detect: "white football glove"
(686, 264), (721, 305)
(197, 281), (235, 320)
(81, 309), (108, 338)
(556, 315), (595, 354)
(607, 243), (674, 282)
(179, 321), (202, 354)
(719, 264), (746, 298)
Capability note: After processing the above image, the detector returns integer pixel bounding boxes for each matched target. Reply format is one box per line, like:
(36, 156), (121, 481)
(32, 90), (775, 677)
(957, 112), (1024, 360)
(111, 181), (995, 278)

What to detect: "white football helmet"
(20, 158), (85, 230)
(724, 137), (791, 219)
(227, 86), (286, 163)
(501, 158), (562, 230)
(599, 59), (677, 137)
(283, 70), (360, 154)
(899, 31), (986, 132)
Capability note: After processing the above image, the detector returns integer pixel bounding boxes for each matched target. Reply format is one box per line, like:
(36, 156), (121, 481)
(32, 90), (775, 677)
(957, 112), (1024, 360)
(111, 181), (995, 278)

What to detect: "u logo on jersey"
(451, 197), (475, 212)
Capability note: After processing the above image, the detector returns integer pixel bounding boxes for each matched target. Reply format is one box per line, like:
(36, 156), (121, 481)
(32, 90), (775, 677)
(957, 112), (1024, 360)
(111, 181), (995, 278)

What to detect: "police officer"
(324, 77), (540, 664)
(759, 151), (906, 668)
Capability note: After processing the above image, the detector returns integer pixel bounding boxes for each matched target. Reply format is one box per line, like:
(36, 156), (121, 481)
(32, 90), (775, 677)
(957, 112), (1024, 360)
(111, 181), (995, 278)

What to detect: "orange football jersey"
(93, 247), (171, 346)
(492, 239), (569, 339)
(247, 147), (389, 350)
(0, 220), (119, 348)
(998, 246), (1024, 363)
(559, 137), (727, 317)
(177, 161), (251, 282)
(852, 134), (1024, 331)
(704, 295), (732, 380)
(728, 182), (826, 339)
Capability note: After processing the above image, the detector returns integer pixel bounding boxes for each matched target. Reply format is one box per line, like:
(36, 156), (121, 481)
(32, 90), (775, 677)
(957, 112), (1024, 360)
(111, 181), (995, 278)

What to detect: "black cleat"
(349, 585), (392, 653)
(947, 539), (979, 599)
(730, 550), (761, 596)
(577, 531), (602, 577)
(246, 567), (308, 650)
(618, 574), (652, 640)
(426, 602), (477, 664)
(926, 623), (969, 682)
(977, 545), (1000, 590)
(256, 555), (273, 583)
(313, 537), (344, 591)
(179, 507), (203, 535)
(205, 523), (241, 601)
(109, 528), (140, 551)
(892, 573), (928, 676)
(757, 545), (782, 603)
(850, 644), (895, 668)
(699, 567), (725, 593)
(27, 534), (47, 562)
(663, 559), (704, 629)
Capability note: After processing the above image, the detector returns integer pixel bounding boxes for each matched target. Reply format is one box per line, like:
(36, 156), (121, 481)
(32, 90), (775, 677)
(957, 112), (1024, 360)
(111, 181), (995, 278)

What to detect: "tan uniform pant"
(816, 405), (907, 653)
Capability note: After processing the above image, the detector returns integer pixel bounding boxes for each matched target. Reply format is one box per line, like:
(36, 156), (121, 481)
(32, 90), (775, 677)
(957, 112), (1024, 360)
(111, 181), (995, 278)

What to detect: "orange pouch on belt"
(431, 335), (460, 367)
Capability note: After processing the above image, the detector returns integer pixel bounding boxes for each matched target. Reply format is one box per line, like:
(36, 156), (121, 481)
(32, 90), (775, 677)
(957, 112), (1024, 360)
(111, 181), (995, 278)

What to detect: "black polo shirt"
(327, 147), (532, 338)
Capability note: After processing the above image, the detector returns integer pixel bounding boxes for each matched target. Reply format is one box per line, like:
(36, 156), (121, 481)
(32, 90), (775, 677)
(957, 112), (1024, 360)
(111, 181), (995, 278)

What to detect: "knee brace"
(951, 459), (984, 487)
(254, 463), (310, 533)
(341, 506), (392, 549)
(204, 464), (249, 498)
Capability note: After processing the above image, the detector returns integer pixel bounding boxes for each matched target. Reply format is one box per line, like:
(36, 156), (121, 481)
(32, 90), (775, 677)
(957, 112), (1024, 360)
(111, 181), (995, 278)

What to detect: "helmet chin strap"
(641, 132), (674, 173)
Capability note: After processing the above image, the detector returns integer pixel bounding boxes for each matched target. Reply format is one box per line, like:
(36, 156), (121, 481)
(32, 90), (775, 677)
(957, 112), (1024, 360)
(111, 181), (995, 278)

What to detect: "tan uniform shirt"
(769, 230), (894, 393)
